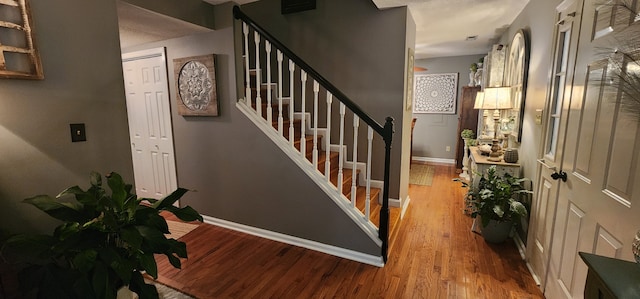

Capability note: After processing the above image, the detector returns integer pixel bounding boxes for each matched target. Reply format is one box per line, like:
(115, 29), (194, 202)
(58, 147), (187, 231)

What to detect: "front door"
(122, 47), (178, 200)
(542, 1), (640, 298)
(527, 0), (583, 287)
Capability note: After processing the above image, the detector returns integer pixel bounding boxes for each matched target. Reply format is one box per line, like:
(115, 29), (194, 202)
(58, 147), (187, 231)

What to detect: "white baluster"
(277, 50), (284, 135)
(338, 103), (345, 194)
(265, 40), (272, 124)
(300, 71), (307, 157)
(312, 81), (319, 170)
(242, 23), (250, 106)
(365, 127), (373, 221)
(289, 60), (295, 146)
(254, 32), (262, 118)
(351, 116), (359, 208)
(325, 92), (332, 183)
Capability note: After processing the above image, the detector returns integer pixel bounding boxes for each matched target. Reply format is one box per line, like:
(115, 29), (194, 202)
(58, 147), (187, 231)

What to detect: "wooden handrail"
(233, 5), (386, 137)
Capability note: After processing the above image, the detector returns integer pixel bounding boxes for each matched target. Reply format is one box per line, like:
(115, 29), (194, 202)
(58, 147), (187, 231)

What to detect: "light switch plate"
(535, 109), (543, 125)
(70, 123), (86, 142)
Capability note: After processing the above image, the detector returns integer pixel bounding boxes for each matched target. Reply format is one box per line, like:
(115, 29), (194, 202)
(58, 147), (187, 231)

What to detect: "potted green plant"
(0, 172), (203, 299)
(458, 165), (531, 243)
(460, 129), (475, 140)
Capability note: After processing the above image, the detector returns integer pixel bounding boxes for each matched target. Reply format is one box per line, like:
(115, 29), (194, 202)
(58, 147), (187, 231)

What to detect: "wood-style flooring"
(156, 163), (544, 298)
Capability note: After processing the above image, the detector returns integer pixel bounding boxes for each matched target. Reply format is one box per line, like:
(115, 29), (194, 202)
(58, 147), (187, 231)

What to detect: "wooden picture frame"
(413, 73), (458, 114)
(505, 29), (530, 142)
(173, 54), (218, 116)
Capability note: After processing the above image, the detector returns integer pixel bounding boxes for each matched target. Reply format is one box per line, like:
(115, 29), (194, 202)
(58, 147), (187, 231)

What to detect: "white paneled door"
(527, 0), (582, 289)
(122, 48), (178, 201)
(537, 1), (640, 298)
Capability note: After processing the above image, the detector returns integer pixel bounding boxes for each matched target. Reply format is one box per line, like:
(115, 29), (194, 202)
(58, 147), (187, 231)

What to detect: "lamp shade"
(473, 91), (485, 109)
(481, 87), (512, 110)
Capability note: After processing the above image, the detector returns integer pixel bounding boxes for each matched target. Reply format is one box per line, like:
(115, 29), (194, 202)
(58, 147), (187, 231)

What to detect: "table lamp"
(479, 86), (512, 161)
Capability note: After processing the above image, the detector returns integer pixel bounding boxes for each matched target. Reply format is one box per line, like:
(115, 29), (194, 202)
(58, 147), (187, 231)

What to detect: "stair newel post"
(337, 103), (345, 193)
(300, 71), (307, 156)
(350, 115), (359, 208)
(312, 81), (319, 169)
(253, 32), (262, 118)
(288, 60), (295, 146)
(380, 117), (394, 263)
(242, 23), (251, 106)
(365, 127), (373, 221)
(277, 50), (284, 135)
(265, 40), (272, 124)
(325, 92), (333, 183)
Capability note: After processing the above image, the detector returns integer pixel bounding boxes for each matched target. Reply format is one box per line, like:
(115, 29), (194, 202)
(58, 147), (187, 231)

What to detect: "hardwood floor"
(156, 163), (544, 298)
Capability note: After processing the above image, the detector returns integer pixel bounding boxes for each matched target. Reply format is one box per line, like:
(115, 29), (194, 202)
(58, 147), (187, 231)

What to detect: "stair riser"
(251, 103), (290, 121)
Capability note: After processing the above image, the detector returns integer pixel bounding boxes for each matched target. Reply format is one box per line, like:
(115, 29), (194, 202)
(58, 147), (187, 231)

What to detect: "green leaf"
(164, 205), (203, 222)
(510, 200), (528, 217)
(107, 172), (127, 209)
(23, 195), (85, 222)
(99, 247), (134, 284)
(152, 188), (188, 210)
(167, 238), (187, 258)
(138, 252), (158, 279)
(90, 171), (103, 187)
(120, 226), (143, 251)
(135, 226), (169, 252)
(92, 261), (109, 299)
(72, 249), (98, 273)
(493, 205), (504, 218)
(166, 253), (182, 269)
(54, 222), (81, 240)
(134, 207), (169, 233)
(129, 271), (159, 299)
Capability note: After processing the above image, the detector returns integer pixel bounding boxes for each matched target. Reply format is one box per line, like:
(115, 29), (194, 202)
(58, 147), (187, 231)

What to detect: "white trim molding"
(412, 156), (455, 164)
(202, 215), (385, 267)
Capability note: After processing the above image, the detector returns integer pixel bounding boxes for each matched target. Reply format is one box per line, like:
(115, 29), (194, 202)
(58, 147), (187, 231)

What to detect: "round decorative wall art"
(178, 61), (213, 111)
(413, 73), (458, 114)
(173, 54), (218, 116)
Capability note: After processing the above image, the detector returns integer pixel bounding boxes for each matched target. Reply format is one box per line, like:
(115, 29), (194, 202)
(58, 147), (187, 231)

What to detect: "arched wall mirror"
(505, 29), (530, 142)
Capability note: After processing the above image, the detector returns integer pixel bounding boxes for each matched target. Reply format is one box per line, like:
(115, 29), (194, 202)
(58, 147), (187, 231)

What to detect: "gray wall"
(122, 2), (384, 255)
(241, 0), (411, 201)
(0, 0), (133, 233)
(413, 54), (485, 160)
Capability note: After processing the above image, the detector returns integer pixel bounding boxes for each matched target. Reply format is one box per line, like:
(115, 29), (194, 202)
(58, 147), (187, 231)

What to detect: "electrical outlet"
(446, 146), (451, 152)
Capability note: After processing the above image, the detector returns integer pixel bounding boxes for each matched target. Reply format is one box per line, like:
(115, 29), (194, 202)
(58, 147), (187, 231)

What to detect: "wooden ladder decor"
(0, 0), (43, 79)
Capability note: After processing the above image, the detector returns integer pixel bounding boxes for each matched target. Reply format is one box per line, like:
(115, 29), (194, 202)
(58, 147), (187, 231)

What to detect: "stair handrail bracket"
(233, 5), (394, 263)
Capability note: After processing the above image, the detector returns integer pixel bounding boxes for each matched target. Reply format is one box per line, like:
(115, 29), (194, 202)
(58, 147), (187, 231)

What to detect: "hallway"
(155, 163), (543, 298)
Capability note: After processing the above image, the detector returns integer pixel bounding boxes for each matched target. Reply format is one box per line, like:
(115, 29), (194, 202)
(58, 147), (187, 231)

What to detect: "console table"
(579, 252), (640, 298)
(468, 146), (520, 187)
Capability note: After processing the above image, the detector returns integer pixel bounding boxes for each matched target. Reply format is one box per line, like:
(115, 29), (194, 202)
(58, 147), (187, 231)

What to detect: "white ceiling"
(373, 0), (530, 59)
(119, 0), (529, 59)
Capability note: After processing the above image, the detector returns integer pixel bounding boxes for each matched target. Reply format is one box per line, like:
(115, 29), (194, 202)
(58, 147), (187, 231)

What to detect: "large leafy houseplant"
(468, 165), (530, 227)
(0, 172), (202, 299)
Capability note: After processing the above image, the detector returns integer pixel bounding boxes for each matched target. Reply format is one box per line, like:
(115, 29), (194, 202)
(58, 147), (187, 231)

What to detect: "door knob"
(551, 170), (567, 182)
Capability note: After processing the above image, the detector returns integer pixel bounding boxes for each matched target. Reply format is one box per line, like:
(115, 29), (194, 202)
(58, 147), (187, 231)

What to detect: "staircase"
(234, 6), (399, 263)
(248, 71), (389, 219)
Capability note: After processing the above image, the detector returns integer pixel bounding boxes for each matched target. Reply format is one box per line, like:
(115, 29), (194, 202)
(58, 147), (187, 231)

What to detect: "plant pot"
(117, 286), (139, 299)
(481, 219), (513, 243)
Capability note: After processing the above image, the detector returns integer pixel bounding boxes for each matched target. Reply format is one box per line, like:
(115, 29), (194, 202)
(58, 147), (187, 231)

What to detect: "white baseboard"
(401, 195), (411, 219)
(412, 156), (455, 164)
(202, 215), (385, 267)
(513, 234), (540, 286)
